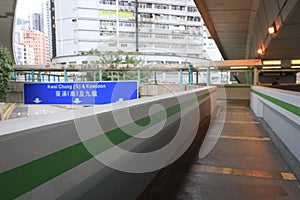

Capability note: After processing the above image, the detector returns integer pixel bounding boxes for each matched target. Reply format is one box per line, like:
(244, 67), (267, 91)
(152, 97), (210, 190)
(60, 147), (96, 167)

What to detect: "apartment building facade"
(55, 0), (205, 64)
(22, 29), (50, 64)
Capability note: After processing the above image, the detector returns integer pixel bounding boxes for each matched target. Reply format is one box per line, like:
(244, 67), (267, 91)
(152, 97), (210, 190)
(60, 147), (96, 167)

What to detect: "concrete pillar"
(38, 72), (41, 82)
(48, 74), (51, 82)
(196, 71), (199, 85)
(248, 71), (253, 85)
(24, 74), (27, 82)
(31, 70), (35, 83)
(123, 71), (126, 80)
(93, 71), (96, 81)
(138, 69), (141, 84)
(99, 69), (103, 81)
(206, 67), (211, 86)
(154, 71), (157, 84)
(64, 70), (68, 82)
(254, 68), (259, 85)
(53, 75), (56, 82)
(41, 73), (45, 82)
(188, 65), (194, 86)
(11, 72), (17, 81)
(179, 69), (183, 86)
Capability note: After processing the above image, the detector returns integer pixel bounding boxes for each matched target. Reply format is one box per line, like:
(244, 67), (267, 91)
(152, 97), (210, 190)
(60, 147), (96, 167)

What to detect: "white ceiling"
(0, 0), (16, 58)
(1, 0), (300, 62)
(194, 0), (300, 61)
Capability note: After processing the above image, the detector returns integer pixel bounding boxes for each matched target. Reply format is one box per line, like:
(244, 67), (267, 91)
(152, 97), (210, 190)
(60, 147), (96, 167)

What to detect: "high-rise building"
(22, 30), (50, 64)
(13, 43), (25, 65)
(203, 25), (223, 61)
(24, 45), (36, 65)
(54, 0), (205, 64)
(42, 0), (53, 59)
(14, 19), (30, 44)
(30, 13), (43, 32)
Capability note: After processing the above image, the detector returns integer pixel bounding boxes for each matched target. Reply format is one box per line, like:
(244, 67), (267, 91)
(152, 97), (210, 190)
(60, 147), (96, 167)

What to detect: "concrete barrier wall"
(6, 82), (24, 103)
(251, 86), (300, 162)
(139, 84), (202, 97)
(216, 85), (251, 100)
(0, 86), (217, 199)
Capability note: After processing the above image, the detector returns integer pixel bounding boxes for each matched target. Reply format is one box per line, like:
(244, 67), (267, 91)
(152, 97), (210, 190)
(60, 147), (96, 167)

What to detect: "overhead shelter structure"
(0, 0), (17, 58)
(2, 0), (300, 63)
(194, 0), (300, 60)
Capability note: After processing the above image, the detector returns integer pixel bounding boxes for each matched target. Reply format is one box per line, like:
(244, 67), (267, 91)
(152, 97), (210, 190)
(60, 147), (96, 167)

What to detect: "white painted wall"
(251, 86), (300, 162)
(0, 87), (217, 199)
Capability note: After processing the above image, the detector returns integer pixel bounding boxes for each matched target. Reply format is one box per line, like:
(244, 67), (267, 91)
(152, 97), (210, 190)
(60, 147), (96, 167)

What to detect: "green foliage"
(84, 50), (145, 81)
(0, 44), (14, 101)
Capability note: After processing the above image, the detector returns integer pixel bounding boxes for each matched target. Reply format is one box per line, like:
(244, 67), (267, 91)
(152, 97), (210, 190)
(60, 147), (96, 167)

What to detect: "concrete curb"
(4, 103), (16, 120)
(258, 118), (300, 183)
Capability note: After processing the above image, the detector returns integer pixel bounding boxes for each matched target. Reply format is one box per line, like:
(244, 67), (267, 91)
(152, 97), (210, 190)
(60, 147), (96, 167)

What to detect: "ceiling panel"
(205, 0), (253, 10)
(217, 32), (249, 38)
(209, 10), (251, 23)
(214, 23), (249, 32)
(0, 0), (16, 59)
(195, 0), (300, 60)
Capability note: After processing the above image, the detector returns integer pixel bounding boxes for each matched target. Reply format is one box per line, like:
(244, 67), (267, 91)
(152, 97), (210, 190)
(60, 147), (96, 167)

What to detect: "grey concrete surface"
(8, 104), (66, 119)
(153, 100), (300, 200)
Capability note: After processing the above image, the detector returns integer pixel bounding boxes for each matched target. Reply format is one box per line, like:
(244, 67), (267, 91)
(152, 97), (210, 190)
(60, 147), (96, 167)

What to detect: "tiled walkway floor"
(168, 100), (300, 199)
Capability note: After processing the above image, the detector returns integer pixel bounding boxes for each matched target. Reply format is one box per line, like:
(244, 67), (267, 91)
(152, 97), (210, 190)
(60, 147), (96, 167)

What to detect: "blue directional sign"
(24, 81), (138, 105)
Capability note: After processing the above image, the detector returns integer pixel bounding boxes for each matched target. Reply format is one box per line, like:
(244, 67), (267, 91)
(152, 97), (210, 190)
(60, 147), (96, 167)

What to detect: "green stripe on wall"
(217, 85), (251, 88)
(0, 90), (216, 199)
(251, 89), (300, 117)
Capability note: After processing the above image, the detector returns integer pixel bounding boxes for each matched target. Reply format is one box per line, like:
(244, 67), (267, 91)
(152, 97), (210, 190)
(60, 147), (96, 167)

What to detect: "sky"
(15, 0), (42, 19)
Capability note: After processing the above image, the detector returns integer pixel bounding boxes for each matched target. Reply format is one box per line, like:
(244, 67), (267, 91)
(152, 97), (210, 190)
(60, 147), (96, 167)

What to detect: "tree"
(0, 44), (14, 101)
(84, 50), (147, 81)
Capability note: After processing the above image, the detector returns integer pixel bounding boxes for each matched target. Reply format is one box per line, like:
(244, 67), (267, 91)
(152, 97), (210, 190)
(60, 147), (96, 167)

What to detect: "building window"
(109, 43), (117, 47)
(188, 7), (197, 12)
(155, 34), (169, 39)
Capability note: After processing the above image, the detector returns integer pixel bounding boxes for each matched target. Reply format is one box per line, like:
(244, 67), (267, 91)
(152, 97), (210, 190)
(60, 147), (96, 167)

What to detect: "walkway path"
(163, 100), (300, 199)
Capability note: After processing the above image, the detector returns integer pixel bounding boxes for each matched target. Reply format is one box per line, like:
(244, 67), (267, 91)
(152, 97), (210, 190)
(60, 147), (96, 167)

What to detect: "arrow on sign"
(33, 98), (42, 104)
(73, 98), (82, 104)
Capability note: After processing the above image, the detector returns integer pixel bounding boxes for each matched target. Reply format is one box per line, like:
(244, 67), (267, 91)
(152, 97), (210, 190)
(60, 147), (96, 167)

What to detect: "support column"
(41, 73), (45, 82)
(99, 69), (103, 81)
(137, 69), (141, 84)
(188, 65), (193, 86)
(123, 71), (126, 80)
(196, 71), (199, 85)
(31, 70), (35, 83)
(179, 69), (183, 86)
(93, 71), (96, 81)
(48, 74), (51, 82)
(253, 67), (259, 85)
(53, 75), (56, 82)
(64, 69), (68, 82)
(206, 67), (211, 86)
(12, 72), (17, 81)
(38, 72), (41, 82)
(248, 71), (253, 85)
(154, 71), (157, 84)
(24, 74), (27, 82)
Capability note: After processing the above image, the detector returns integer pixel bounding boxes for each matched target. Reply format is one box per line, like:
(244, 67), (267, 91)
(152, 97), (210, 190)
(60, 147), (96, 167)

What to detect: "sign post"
(24, 81), (138, 105)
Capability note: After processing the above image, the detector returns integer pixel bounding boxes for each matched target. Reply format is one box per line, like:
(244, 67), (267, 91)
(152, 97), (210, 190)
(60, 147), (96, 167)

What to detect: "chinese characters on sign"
(24, 82), (138, 105)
